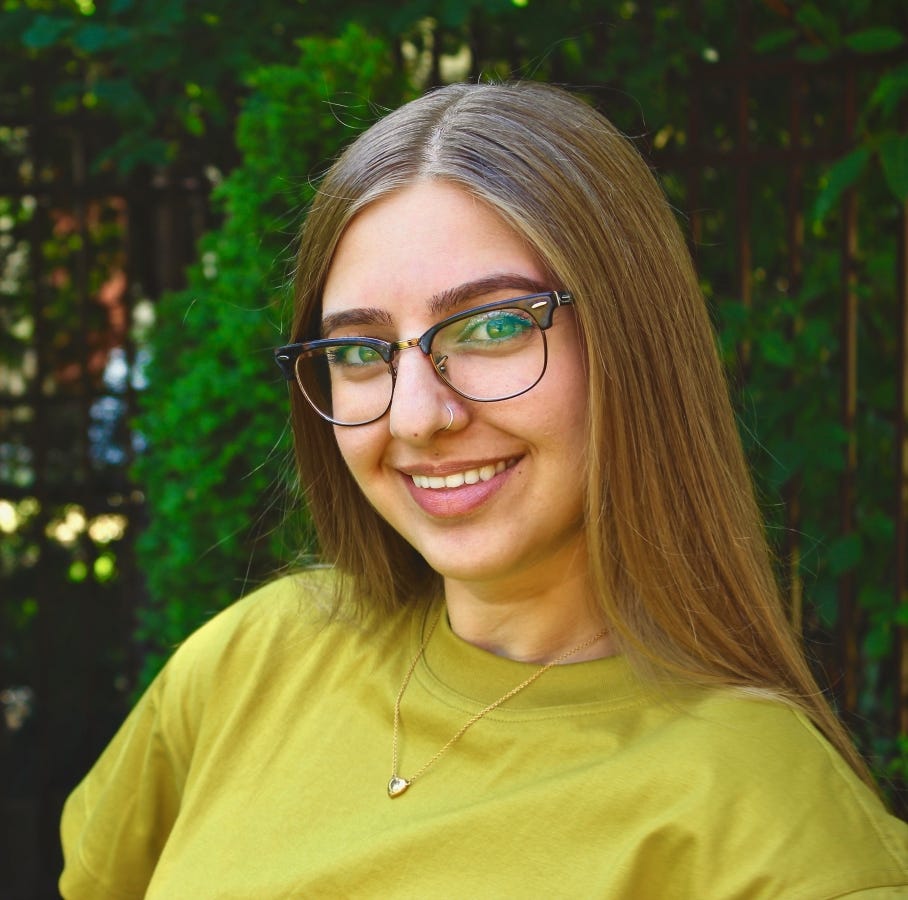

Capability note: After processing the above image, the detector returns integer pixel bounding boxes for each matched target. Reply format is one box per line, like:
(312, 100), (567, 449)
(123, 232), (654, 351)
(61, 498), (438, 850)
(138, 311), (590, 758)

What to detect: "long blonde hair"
(288, 81), (872, 787)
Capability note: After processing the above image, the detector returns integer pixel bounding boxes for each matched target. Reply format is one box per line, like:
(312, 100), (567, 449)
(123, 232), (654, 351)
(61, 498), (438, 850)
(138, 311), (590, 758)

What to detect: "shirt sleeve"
(57, 574), (330, 899)
(59, 668), (188, 900)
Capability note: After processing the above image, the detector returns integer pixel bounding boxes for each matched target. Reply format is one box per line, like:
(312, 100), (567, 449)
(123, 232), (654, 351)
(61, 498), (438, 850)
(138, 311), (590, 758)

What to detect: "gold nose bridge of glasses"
(385, 336), (448, 375)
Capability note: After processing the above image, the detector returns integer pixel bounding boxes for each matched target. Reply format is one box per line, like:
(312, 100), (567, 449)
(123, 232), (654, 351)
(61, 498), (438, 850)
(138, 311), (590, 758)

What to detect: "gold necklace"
(388, 610), (609, 798)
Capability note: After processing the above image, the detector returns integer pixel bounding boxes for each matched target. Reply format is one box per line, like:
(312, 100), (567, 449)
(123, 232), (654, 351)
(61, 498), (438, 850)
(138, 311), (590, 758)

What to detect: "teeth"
(412, 459), (510, 490)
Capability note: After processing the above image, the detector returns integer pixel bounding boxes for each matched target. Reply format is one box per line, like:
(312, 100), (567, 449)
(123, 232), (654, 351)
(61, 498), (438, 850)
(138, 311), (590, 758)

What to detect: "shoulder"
(173, 568), (336, 653)
(643, 685), (908, 896)
(59, 570), (411, 899)
(158, 568), (410, 703)
(673, 687), (874, 803)
(161, 569), (345, 677)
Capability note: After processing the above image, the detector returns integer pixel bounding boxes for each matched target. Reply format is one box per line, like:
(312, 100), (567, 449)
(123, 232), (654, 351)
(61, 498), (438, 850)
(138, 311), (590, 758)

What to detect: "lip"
(401, 457), (520, 518)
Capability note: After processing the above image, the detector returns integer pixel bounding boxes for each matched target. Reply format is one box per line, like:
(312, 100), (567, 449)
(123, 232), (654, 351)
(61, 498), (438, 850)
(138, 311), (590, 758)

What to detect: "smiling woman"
(59, 82), (908, 898)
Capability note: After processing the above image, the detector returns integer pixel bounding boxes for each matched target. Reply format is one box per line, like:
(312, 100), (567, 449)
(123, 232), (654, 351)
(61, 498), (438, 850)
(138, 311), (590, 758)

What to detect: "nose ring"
(442, 403), (455, 431)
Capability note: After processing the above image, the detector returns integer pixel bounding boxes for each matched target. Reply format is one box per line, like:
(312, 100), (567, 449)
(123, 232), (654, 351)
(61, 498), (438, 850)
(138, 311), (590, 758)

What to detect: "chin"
(421, 549), (526, 586)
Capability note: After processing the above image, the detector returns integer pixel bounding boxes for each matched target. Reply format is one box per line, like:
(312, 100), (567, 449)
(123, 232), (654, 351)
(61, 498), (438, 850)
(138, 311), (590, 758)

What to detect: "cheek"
(332, 427), (361, 477)
(542, 316), (589, 428)
(544, 355), (589, 434)
(570, 376), (590, 431)
(332, 426), (382, 491)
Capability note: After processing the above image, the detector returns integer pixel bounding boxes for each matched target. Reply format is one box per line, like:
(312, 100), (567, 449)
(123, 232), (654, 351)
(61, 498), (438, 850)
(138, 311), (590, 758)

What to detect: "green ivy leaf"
(864, 621), (892, 660)
(22, 14), (72, 49)
(754, 28), (798, 54)
(859, 585), (894, 615)
(827, 532), (863, 576)
(91, 78), (151, 118)
(757, 330), (795, 367)
(73, 23), (132, 52)
(795, 44), (832, 63)
(879, 132), (908, 202)
(813, 145), (871, 222)
(861, 510), (894, 544)
(869, 62), (908, 117)
(794, 3), (838, 43)
(184, 111), (206, 136)
(844, 27), (905, 54)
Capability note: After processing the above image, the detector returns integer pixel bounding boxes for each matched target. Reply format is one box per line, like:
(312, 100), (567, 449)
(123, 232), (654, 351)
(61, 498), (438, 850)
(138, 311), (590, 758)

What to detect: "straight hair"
(287, 81), (873, 788)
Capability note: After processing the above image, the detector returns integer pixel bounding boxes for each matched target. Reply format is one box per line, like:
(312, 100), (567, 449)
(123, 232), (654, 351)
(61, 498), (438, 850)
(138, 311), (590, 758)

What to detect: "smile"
(410, 459), (515, 490)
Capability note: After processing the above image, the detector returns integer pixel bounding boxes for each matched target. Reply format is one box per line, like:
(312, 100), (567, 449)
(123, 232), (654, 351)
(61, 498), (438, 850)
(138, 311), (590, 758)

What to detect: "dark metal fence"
(0, 63), (212, 896)
(678, 47), (908, 740)
(669, 47), (907, 736)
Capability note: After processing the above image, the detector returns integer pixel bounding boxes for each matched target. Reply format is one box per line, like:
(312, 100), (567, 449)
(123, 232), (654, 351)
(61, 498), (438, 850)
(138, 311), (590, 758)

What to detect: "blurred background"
(1, 0), (906, 895)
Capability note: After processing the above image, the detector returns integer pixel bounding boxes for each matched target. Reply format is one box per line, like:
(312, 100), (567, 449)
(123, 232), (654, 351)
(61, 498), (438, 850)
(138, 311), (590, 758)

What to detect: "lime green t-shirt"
(60, 573), (908, 898)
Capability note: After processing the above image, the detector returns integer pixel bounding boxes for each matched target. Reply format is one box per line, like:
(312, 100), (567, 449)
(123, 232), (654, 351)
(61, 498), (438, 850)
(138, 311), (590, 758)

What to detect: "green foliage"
(807, 13), (908, 213)
(844, 27), (905, 54)
(132, 24), (405, 684)
(0, 0), (347, 172)
(879, 132), (908, 200)
(813, 147), (872, 221)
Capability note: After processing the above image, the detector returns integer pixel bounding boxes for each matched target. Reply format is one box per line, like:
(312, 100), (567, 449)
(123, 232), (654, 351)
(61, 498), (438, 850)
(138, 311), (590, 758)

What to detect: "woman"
(61, 82), (907, 897)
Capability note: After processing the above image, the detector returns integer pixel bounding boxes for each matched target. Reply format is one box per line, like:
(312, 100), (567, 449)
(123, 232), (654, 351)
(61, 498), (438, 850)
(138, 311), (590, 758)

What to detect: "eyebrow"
(320, 307), (392, 337)
(320, 273), (551, 337)
(427, 273), (550, 316)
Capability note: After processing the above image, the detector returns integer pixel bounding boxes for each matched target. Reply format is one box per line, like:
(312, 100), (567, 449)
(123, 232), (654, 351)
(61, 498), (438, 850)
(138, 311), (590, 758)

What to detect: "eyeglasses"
(274, 290), (574, 426)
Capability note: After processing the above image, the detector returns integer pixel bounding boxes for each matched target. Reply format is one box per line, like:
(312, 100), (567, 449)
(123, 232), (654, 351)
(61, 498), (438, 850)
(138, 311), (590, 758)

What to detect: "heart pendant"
(388, 776), (410, 797)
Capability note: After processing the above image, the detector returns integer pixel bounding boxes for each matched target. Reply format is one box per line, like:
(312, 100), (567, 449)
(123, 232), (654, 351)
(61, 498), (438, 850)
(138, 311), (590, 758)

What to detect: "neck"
(442, 563), (614, 664)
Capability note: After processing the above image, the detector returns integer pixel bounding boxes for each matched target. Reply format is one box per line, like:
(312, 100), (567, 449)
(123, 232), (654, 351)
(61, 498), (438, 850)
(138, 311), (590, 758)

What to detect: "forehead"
(320, 180), (548, 322)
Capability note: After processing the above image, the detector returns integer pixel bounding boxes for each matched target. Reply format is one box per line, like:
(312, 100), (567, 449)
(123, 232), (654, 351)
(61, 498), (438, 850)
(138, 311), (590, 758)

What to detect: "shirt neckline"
(412, 602), (642, 713)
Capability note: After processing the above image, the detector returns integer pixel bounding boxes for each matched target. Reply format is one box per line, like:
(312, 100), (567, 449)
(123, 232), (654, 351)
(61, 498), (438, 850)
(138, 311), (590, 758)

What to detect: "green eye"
(455, 310), (534, 344)
(328, 344), (383, 367)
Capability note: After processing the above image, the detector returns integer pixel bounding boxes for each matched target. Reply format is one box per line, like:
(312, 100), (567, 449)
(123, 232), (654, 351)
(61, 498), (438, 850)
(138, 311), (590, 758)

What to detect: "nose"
(388, 346), (461, 443)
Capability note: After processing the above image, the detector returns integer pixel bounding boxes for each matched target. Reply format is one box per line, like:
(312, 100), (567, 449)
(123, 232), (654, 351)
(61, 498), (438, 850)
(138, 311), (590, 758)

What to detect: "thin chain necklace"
(388, 610), (609, 798)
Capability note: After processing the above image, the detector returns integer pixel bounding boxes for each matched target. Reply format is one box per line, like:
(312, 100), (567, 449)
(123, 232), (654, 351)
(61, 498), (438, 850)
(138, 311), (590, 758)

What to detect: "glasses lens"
(294, 343), (392, 425)
(431, 307), (546, 400)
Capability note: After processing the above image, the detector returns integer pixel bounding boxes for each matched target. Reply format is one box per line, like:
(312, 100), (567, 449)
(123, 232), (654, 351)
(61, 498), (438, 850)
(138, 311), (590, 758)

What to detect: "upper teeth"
(412, 460), (508, 490)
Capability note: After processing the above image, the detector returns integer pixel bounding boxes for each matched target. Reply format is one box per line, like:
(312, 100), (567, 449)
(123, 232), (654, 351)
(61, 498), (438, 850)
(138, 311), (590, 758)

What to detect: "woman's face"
(322, 180), (589, 595)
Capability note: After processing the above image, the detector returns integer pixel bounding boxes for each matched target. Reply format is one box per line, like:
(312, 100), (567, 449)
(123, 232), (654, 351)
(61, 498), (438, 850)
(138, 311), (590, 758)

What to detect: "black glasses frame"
(274, 290), (573, 426)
